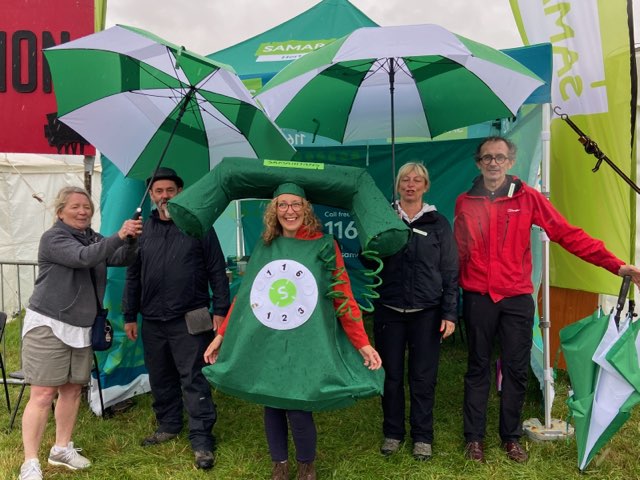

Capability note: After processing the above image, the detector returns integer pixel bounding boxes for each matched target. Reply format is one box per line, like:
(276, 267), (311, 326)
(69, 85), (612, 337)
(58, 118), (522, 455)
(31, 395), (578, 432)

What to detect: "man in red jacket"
(454, 136), (640, 464)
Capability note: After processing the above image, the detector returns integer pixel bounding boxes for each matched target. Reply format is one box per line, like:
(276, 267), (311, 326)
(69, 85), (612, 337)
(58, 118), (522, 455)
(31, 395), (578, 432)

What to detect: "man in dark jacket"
(454, 136), (640, 464)
(123, 167), (230, 470)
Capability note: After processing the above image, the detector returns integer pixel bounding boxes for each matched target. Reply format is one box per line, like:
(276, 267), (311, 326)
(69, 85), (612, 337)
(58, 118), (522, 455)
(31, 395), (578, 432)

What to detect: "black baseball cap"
(146, 167), (184, 189)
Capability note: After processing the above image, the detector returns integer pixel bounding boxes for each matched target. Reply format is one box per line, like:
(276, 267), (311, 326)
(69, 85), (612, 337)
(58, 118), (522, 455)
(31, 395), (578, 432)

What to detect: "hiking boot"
(271, 461), (289, 480)
(18, 459), (42, 480)
(380, 437), (401, 456)
(194, 450), (214, 470)
(141, 431), (178, 447)
(464, 441), (485, 462)
(412, 442), (432, 461)
(48, 442), (91, 470)
(296, 461), (316, 480)
(503, 440), (528, 463)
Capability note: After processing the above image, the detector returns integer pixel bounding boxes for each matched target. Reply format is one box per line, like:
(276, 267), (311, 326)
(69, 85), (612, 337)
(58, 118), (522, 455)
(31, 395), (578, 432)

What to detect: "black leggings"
(264, 407), (317, 463)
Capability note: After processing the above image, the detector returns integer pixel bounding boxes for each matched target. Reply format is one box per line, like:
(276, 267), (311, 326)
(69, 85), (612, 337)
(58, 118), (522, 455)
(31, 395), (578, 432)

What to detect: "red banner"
(0, 0), (95, 154)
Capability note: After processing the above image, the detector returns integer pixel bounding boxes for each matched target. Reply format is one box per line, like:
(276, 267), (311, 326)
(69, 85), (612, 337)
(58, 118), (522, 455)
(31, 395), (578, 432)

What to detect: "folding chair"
(9, 370), (26, 430)
(0, 311), (11, 413)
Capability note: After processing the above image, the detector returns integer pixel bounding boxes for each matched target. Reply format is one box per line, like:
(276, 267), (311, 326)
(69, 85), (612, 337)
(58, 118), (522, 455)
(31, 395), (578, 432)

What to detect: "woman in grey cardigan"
(18, 186), (142, 480)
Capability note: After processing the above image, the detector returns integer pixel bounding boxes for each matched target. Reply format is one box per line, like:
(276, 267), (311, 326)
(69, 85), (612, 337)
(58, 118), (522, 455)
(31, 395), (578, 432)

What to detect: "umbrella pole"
(523, 103), (574, 441)
(133, 86), (197, 218)
(389, 58), (397, 208)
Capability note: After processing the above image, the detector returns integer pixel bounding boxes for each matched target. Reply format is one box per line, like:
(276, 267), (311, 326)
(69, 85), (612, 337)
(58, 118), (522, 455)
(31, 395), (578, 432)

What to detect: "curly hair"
(262, 197), (322, 245)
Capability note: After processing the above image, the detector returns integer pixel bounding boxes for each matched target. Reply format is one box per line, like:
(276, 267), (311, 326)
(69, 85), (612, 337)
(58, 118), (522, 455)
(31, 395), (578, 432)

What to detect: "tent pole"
(523, 103), (574, 441)
(540, 102), (552, 429)
(235, 200), (245, 259)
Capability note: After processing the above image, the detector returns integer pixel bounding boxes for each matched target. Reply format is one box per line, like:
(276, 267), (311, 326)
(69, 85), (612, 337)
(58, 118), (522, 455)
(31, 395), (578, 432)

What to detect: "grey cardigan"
(28, 220), (138, 327)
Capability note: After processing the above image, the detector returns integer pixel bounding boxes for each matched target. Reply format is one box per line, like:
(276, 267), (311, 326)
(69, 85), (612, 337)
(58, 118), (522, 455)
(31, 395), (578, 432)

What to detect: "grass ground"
(1, 316), (639, 480)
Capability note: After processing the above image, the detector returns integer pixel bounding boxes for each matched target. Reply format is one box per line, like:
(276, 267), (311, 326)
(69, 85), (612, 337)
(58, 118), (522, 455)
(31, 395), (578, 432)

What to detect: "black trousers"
(462, 291), (535, 443)
(373, 305), (442, 443)
(142, 316), (217, 451)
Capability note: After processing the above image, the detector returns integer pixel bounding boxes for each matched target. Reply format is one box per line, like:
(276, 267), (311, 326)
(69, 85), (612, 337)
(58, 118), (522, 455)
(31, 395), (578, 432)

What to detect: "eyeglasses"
(477, 154), (509, 165)
(277, 201), (303, 212)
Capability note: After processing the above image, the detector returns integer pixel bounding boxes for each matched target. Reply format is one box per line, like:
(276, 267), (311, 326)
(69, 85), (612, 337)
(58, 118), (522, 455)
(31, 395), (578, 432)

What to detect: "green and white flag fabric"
(510, 0), (636, 295)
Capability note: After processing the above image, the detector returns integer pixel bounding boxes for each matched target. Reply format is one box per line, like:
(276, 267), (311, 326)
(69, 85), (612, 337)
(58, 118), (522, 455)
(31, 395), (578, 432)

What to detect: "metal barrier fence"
(0, 260), (38, 318)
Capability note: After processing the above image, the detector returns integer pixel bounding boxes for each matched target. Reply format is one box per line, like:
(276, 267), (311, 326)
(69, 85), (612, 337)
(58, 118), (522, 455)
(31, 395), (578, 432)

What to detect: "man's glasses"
(477, 154), (509, 165)
(277, 201), (303, 212)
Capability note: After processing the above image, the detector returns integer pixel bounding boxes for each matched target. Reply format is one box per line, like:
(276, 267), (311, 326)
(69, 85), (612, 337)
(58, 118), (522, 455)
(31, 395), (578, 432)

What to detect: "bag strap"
(88, 268), (104, 310)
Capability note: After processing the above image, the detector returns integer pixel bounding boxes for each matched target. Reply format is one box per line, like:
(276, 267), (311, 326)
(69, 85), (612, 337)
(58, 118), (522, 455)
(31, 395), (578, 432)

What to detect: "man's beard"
(156, 201), (171, 219)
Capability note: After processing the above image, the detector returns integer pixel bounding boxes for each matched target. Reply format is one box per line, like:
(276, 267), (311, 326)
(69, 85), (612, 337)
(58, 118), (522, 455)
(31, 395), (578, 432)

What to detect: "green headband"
(273, 182), (306, 199)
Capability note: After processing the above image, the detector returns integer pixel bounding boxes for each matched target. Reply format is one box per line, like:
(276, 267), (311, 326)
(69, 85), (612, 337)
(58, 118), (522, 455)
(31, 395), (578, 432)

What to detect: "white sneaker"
(18, 459), (42, 480)
(48, 442), (91, 470)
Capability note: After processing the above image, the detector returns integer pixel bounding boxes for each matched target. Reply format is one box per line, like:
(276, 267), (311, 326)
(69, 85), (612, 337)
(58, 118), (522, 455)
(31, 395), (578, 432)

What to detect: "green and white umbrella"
(44, 25), (295, 187)
(256, 24), (544, 186)
(561, 308), (640, 471)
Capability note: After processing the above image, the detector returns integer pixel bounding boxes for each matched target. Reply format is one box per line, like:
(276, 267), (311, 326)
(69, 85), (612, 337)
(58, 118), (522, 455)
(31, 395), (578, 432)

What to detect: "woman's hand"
(203, 334), (224, 364)
(359, 345), (382, 370)
(440, 320), (456, 339)
(117, 218), (143, 240)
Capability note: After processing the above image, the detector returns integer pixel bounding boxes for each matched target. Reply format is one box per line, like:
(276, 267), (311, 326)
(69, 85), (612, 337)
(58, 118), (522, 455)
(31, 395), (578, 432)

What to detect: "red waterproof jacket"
(454, 176), (623, 302)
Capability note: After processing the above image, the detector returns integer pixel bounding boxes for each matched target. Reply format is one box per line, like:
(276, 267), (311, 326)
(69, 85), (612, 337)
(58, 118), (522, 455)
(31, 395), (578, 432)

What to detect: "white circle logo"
(250, 259), (318, 330)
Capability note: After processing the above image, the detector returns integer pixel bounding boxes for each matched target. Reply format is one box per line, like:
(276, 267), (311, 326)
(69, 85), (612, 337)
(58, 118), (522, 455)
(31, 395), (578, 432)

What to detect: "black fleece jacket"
(373, 210), (459, 321)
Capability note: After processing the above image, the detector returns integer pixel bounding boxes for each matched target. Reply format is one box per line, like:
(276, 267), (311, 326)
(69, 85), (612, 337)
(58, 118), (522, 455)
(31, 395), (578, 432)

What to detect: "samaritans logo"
(255, 39), (335, 62)
(250, 259), (318, 330)
(269, 279), (296, 307)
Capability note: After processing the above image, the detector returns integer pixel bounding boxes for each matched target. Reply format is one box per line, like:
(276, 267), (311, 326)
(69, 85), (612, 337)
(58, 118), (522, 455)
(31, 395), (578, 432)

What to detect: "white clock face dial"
(250, 259), (318, 330)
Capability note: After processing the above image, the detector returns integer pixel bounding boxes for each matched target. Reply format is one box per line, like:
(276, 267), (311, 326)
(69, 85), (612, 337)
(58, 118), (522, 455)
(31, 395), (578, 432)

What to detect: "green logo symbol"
(269, 279), (296, 307)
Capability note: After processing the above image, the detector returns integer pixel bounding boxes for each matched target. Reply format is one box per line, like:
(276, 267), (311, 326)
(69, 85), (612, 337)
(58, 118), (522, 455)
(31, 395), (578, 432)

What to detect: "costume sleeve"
(204, 228), (231, 317)
(217, 298), (236, 337)
(332, 240), (370, 350)
(529, 187), (624, 274)
(438, 215), (459, 322)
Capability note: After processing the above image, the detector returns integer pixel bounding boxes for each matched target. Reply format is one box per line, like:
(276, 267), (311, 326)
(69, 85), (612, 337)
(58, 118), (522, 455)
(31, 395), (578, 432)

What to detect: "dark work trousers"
(264, 407), (317, 463)
(373, 305), (442, 444)
(462, 291), (535, 443)
(141, 316), (217, 451)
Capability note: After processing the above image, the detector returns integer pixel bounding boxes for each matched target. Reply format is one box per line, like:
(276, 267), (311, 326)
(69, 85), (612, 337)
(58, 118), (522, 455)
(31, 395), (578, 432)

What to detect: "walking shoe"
(18, 459), (42, 480)
(296, 461), (316, 480)
(412, 442), (432, 461)
(271, 461), (289, 480)
(48, 442), (91, 470)
(141, 431), (178, 447)
(503, 440), (528, 463)
(194, 450), (214, 470)
(380, 437), (401, 456)
(464, 441), (485, 462)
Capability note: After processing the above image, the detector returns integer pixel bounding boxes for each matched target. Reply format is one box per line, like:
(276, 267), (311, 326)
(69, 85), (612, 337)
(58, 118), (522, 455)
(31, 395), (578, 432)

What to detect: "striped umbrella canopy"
(44, 25), (295, 187)
(256, 24), (544, 192)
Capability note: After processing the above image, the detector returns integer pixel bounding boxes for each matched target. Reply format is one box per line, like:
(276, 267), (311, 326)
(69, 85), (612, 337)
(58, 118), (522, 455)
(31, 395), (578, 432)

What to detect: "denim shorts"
(22, 326), (93, 386)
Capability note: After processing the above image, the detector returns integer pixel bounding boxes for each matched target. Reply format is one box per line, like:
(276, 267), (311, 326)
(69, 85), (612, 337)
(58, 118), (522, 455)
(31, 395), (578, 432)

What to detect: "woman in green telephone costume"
(203, 183), (382, 480)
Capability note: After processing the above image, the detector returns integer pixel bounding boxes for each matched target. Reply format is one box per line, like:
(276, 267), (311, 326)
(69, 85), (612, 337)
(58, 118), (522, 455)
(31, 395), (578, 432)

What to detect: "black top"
(123, 210), (230, 322)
